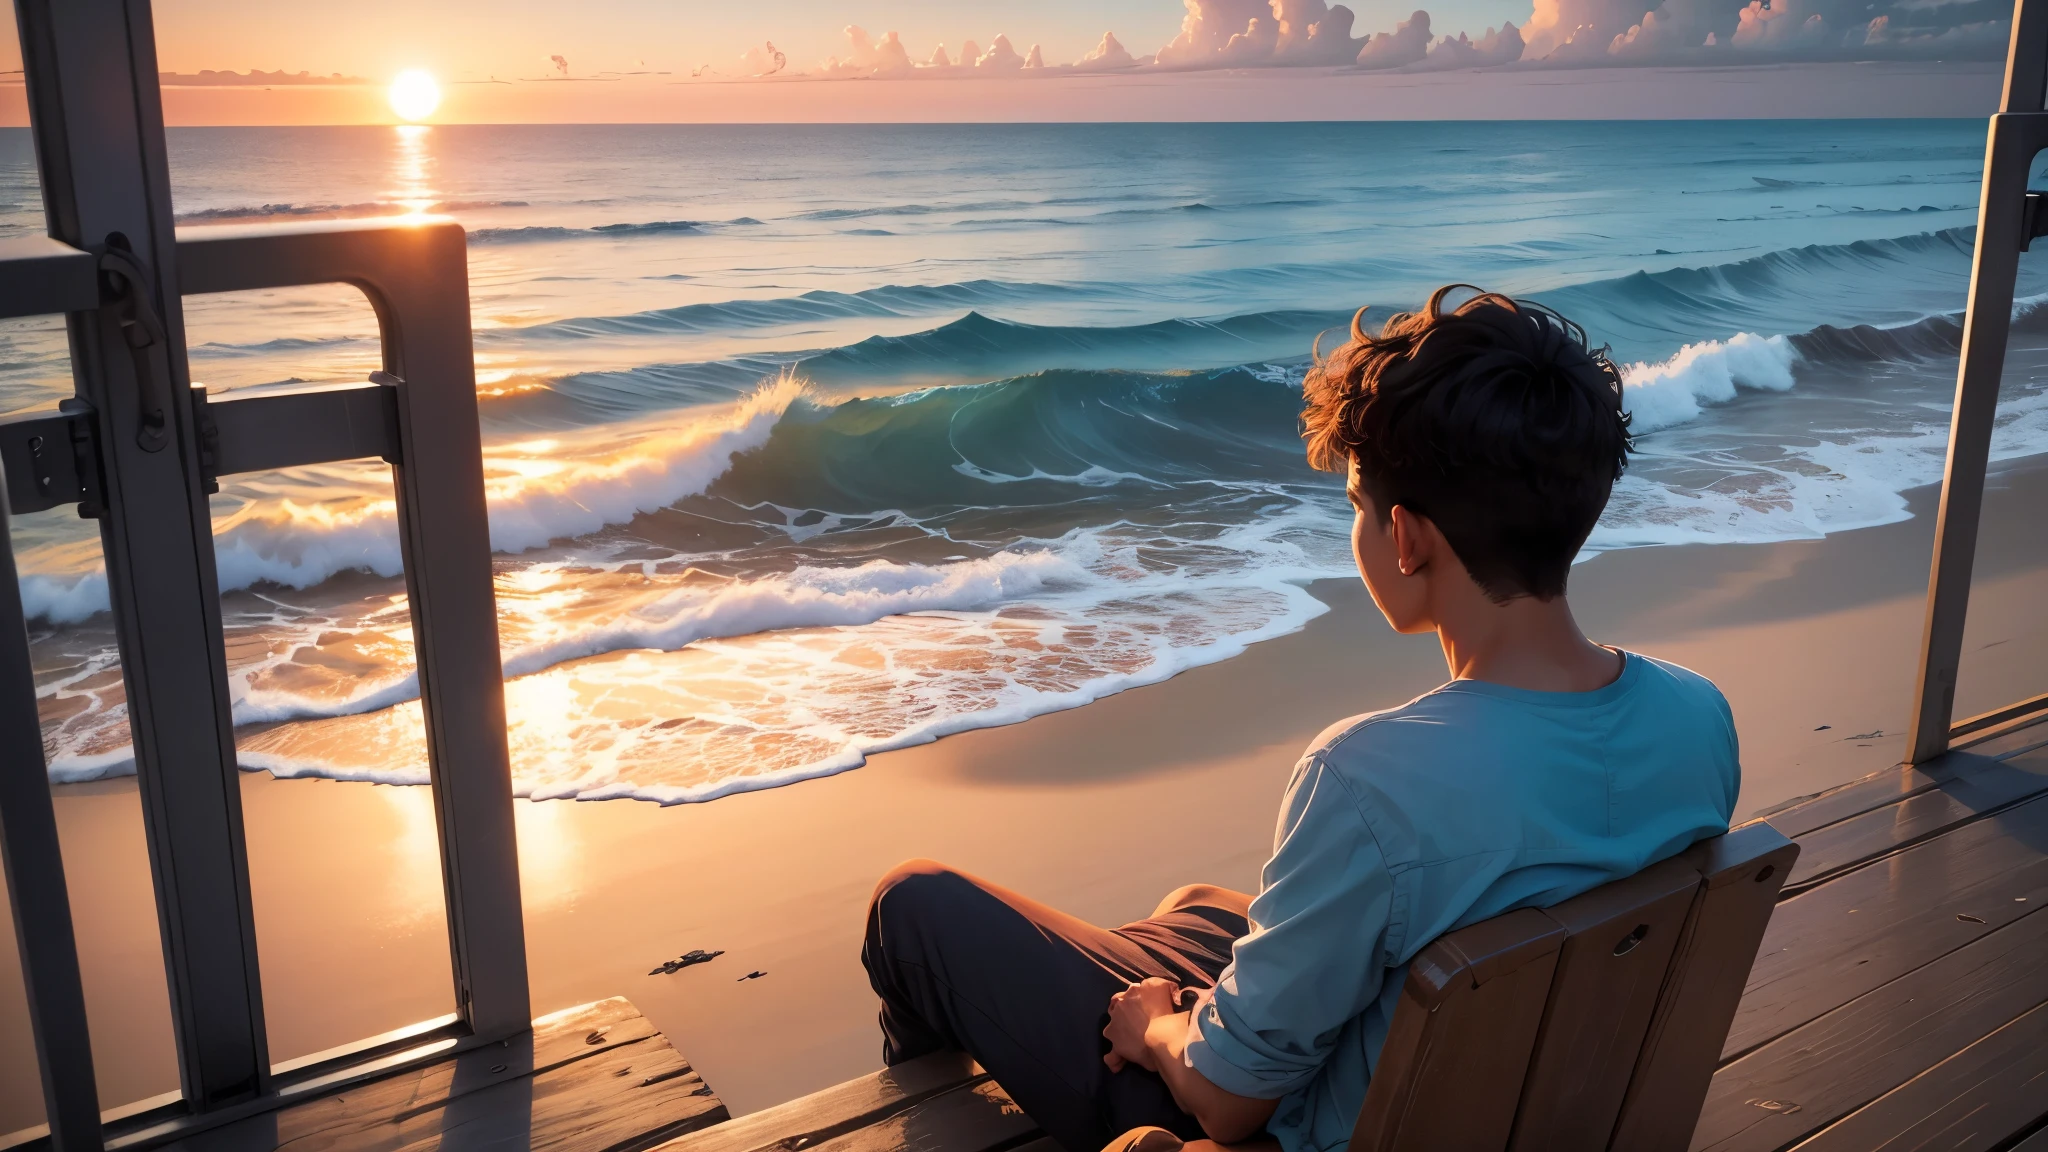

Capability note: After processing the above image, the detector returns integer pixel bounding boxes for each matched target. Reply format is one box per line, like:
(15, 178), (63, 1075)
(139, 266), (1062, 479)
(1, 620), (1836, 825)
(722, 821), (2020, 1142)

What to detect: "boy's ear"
(1388, 504), (1431, 577)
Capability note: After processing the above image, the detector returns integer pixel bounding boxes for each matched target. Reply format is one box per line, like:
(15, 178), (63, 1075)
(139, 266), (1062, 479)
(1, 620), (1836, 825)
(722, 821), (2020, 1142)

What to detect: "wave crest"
(1622, 333), (1797, 433)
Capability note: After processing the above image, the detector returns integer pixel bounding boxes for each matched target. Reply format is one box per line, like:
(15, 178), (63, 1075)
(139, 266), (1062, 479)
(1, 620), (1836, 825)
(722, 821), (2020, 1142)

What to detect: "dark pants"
(862, 859), (1253, 1152)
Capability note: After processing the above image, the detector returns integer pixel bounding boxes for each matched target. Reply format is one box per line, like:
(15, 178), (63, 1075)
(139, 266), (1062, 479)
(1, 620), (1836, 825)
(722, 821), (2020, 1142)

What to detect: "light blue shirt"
(1181, 652), (1740, 1152)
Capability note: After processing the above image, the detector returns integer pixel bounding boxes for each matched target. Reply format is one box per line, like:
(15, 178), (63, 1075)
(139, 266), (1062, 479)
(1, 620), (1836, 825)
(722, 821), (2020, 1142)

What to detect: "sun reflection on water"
(391, 124), (437, 215)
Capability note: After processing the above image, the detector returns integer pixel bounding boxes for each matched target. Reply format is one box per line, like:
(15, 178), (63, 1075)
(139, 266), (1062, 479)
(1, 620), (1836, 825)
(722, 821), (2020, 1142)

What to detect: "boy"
(861, 286), (1740, 1152)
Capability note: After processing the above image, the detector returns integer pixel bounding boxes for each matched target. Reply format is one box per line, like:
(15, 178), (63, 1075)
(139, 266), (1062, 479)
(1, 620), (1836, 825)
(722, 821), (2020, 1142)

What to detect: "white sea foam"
(41, 499), (1357, 796)
(284, 516), (1346, 805)
(20, 570), (110, 627)
(1595, 354), (2048, 553)
(952, 461), (1164, 487)
(1619, 332), (1799, 433)
(18, 378), (803, 624)
(498, 549), (1093, 678)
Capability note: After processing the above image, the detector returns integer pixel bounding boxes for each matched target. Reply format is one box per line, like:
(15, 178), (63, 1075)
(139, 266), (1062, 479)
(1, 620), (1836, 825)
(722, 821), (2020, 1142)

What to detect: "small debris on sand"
(649, 949), (725, 976)
(738, 970), (767, 982)
(1813, 725), (1831, 731)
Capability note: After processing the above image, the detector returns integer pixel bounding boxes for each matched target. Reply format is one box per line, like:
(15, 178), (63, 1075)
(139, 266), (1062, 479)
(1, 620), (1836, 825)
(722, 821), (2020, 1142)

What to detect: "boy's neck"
(1435, 591), (1622, 693)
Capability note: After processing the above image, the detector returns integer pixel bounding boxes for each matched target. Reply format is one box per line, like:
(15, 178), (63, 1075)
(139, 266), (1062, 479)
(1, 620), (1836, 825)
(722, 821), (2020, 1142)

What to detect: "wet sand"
(4, 456), (2048, 1130)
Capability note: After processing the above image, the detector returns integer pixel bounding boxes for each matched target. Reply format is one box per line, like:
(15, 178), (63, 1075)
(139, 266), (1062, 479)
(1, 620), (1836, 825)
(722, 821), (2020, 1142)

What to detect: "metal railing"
(0, 221), (533, 1150)
(0, 0), (530, 1144)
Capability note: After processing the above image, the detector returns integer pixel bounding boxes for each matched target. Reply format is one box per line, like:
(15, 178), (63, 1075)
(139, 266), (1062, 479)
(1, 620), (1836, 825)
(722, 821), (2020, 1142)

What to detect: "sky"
(0, 0), (2012, 122)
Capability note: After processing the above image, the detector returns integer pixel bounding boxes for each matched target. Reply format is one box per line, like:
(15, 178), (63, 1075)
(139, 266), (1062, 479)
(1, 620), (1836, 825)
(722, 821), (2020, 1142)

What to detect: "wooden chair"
(1356, 823), (1796, 1151)
(1112, 823), (1797, 1152)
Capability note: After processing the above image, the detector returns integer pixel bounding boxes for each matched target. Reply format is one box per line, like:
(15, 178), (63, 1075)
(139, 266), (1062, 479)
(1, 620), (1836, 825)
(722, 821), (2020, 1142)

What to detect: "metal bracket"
(1, 375), (407, 515)
(0, 400), (103, 517)
(2022, 190), (2048, 251)
(97, 248), (173, 454)
(189, 385), (219, 495)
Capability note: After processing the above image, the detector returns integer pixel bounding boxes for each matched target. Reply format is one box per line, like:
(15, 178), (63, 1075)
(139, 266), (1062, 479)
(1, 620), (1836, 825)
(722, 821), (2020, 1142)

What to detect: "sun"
(389, 69), (441, 122)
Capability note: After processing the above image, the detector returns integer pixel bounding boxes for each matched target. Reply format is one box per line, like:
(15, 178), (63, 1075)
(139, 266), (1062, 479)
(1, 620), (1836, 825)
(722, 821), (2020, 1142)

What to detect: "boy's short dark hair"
(1301, 284), (1631, 604)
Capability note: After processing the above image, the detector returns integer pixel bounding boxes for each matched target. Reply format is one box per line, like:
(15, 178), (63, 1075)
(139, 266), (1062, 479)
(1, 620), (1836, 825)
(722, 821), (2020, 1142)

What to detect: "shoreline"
(6, 452), (2048, 1128)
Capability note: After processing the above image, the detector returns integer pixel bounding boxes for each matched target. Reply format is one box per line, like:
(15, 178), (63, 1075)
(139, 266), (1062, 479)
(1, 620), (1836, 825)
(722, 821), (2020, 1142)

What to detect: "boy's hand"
(1103, 977), (1182, 1073)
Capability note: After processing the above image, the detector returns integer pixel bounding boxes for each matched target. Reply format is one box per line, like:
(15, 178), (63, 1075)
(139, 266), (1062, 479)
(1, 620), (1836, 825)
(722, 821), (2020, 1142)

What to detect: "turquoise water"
(3, 120), (2039, 801)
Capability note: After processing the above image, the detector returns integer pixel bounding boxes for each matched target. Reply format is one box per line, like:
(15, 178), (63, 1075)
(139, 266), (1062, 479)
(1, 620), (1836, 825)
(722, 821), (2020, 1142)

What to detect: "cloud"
(819, 26), (913, 77)
(1073, 31), (1140, 70)
(1862, 11), (2009, 49)
(158, 69), (367, 86)
(976, 34), (1028, 71)
(1155, 0), (1374, 67)
(1525, 0), (2004, 62)
(1355, 9), (1434, 67)
(740, 41), (787, 76)
(1156, 0), (1277, 67)
(1420, 21), (1527, 66)
(715, 0), (2003, 84)
(1731, 0), (1829, 48)
(1277, 2), (1368, 62)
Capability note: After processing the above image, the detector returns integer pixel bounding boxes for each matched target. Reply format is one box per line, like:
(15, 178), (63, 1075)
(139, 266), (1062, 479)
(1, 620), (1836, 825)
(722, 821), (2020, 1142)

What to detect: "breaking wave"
(471, 219), (709, 243)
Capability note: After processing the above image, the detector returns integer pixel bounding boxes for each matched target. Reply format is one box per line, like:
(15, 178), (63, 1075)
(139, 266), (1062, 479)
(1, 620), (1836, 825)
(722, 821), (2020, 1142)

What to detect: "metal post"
(0, 471), (102, 1150)
(13, 0), (269, 1109)
(1904, 0), (2048, 763)
(177, 221), (532, 1041)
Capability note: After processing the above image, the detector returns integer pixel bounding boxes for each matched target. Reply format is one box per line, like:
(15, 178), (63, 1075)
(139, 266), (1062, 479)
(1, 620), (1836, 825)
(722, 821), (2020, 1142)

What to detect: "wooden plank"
(1509, 858), (1702, 1151)
(1781, 748), (2048, 891)
(1611, 827), (1796, 1152)
(2014, 1127), (2048, 1152)
(1726, 793), (2048, 1058)
(355, 1033), (720, 1152)
(1353, 909), (1565, 1152)
(1787, 1000), (2048, 1152)
(1691, 905), (2048, 1151)
(1758, 714), (2048, 844)
(798, 1080), (1038, 1152)
(170, 998), (726, 1152)
(657, 1051), (982, 1152)
(1759, 766), (1944, 841)
(1953, 714), (2048, 761)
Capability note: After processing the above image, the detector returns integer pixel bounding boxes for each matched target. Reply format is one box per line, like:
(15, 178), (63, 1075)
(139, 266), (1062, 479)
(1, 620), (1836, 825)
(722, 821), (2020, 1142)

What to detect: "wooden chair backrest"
(1347, 825), (1797, 1152)
(1507, 856), (1704, 1149)
(1348, 909), (1565, 1150)
(1608, 824), (1799, 1150)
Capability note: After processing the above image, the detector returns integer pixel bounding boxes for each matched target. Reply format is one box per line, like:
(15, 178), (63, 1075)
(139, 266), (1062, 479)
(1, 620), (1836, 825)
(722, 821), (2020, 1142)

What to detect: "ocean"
(3, 119), (2040, 804)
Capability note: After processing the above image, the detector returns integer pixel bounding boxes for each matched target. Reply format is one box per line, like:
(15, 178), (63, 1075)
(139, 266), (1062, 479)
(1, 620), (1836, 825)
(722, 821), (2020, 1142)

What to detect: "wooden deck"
(1693, 715), (2048, 1150)
(651, 713), (2048, 1152)
(164, 716), (2048, 1152)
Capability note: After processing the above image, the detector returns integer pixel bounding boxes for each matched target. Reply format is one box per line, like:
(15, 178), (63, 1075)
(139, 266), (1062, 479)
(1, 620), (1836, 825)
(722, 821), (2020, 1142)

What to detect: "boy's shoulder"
(1301, 652), (1732, 768)
(1297, 682), (1502, 772)
(1627, 651), (1730, 701)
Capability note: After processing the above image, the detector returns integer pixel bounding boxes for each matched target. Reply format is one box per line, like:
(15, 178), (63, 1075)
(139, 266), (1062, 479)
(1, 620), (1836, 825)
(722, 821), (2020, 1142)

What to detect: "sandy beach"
(4, 451), (2048, 1132)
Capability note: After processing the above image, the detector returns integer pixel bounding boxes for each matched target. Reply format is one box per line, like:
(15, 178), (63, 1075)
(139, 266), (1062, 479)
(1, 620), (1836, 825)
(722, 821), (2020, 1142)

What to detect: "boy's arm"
(1104, 980), (1277, 1143)
(1139, 750), (1399, 1127)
